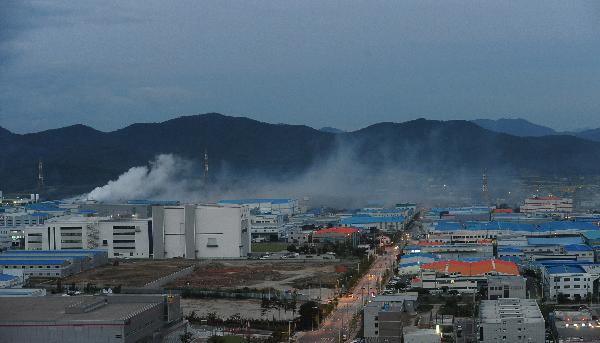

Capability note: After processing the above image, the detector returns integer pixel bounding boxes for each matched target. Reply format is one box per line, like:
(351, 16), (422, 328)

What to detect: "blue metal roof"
(498, 247), (523, 253)
(564, 244), (593, 252)
(0, 259), (68, 265)
(402, 253), (438, 259)
(2, 249), (106, 255)
(126, 199), (179, 205)
(434, 221), (597, 233)
(340, 216), (405, 225)
(24, 203), (63, 212)
(545, 264), (587, 274)
(219, 198), (294, 205)
(30, 212), (50, 217)
(0, 274), (17, 281)
(527, 236), (584, 246)
(0, 254), (88, 260)
(498, 256), (523, 264)
(399, 262), (422, 268)
(583, 230), (600, 240)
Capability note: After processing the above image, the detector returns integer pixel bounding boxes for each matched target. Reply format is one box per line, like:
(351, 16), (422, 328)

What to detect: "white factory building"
(250, 213), (284, 242)
(541, 263), (600, 300)
(152, 203), (251, 259)
(24, 216), (152, 258)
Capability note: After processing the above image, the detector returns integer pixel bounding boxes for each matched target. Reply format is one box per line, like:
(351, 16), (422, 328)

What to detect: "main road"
(296, 246), (398, 343)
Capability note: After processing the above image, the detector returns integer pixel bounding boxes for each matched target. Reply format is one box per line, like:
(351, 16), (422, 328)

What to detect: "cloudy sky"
(1, 0), (600, 133)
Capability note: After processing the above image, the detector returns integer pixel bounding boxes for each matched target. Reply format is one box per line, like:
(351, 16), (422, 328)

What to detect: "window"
(207, 238), (218, 247)
(554, 277), (560, 282)
(374, 323), (378, 327)
(574, 278), (580, 281)
(574, 285), (580, 288)
(564, 285), (570, 289)
(564, 278), (571, 282)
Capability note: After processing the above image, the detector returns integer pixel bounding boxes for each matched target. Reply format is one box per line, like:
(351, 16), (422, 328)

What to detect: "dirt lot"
(63, 259), (196, 287)
(167, 260), (353, 291)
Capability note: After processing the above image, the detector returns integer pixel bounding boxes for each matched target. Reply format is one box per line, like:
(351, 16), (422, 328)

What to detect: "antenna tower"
(482, 169), (490, 205)
(37, 159), (44, 193)
(203, 148), (209, 183)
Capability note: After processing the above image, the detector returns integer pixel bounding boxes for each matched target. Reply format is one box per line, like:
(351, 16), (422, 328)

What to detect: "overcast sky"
(1, 1), (600, 133)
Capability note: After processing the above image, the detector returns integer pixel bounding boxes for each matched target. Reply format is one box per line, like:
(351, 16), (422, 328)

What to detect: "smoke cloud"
(78, 140), (525, 209)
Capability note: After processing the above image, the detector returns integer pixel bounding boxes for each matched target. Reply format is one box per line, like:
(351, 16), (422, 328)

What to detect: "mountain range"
(3, 113), (600, 198)
(471, 118), (600, 142)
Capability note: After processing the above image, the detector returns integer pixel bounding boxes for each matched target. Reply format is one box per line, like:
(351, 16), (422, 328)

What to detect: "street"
(296, 246), (397, 343)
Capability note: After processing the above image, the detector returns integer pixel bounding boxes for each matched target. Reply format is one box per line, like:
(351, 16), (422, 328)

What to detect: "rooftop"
(0, 296), (162, 323)
(480, 298), (543, 323)
(340, 215), (405, 225)
(420, 259), (519, 276)
(0, 259), (69, 265)
(544, 264), (587, 274)
(314, 227), (359, 235)
(218, 198), (294, 205)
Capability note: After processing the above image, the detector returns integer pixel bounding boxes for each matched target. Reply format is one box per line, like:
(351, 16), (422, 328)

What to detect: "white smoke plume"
(84, 154), (201, 202)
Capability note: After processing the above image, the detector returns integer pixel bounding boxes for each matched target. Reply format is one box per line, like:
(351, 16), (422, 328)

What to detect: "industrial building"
(24, 216), (152, 258)
(152, 203), (251, 259)
(540, 262), (600, 300)
(0, 250), (108, 278)
(551, 308), (600, 343)
(486, 275), (527, 300)
(78, 199), (179, 219)
(0, 294), (183, 343)
(363, 293), (418, 343)
(521, 196), (573, 216)
(250, 213), (284, 241)
(340, 215), (405, 232)
(312, 227), (360, 247)
(478, 298), (544, 343)
(218, 198), (299, 216)
(411, 259), (520, 293)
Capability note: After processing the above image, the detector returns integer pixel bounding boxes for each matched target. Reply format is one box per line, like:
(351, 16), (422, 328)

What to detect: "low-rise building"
(541, 263), (600, 300)
(551, 308), (600, 343)
(312, 227), (360, 247)
(0, 294), (183, 343)
(478, 298), (544, 343)
(521, 196), (573, 216)
(0, 249), (108, 278)
(403, 327), (441, 343)
(363, 293), (419, 343)
(486, 275), (527, 300)
(250, 213), (284, 241)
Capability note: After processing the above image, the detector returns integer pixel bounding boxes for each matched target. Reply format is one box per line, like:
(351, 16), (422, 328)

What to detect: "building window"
(564, 278), (570, 281)
(207, 238), (218, 247)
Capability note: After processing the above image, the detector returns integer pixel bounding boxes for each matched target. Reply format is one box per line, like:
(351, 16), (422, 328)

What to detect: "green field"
(251, 242), (288, 253)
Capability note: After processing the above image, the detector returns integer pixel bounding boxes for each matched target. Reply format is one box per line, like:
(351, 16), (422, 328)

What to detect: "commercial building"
(24, 216), (152, 258)
(0, 294), (183, 343)
(486, 275), (527, 300)
(521, 196), (573, 216)
(152, 203), (251, 259)
(551, 308), (600, 343)
(478, 298), (544, 343)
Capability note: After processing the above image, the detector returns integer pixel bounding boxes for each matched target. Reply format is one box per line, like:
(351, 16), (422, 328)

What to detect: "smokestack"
(203, 148), (209, 184)
(37, 158), (44, 194)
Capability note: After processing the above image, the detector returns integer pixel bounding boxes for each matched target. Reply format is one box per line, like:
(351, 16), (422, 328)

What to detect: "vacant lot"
(167, 260), (352, 291)
(63, 259), (196, 287)
(182, 298), (298, 321)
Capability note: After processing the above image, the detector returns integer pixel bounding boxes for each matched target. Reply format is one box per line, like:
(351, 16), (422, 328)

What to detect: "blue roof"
(498, 256), (523, 264)
(0, 254), (89, 261)
(2, 249), (106, 255)
(78, 209), (97, 214)
(583, 230), (600, 240)
(434, 221), (597, 233)
(402, 253), (438, 259)
(219, 198), (294, 205)
(399, 262), (422, 268)
(24, 203), (63, 212)
(498, 247), (523, 253)
(126, 199), (179, 205)
(0, 274), (17, 281)
(527, 236), (584, 246)
(564, 244), (593, 252)
(30, 212), (49, 217)
(0, 259), (68, 265)
(340, 216), (405, 225)
(545, 264), (587, 274)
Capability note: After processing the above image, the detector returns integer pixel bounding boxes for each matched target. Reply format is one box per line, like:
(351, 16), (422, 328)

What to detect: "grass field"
(251, 242), (288, 253)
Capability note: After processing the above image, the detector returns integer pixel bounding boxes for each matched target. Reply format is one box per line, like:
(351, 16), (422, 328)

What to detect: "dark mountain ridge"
(3, 113), (600, 198)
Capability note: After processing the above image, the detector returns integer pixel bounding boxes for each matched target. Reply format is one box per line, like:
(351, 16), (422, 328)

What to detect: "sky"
(1, 0), (600, 133)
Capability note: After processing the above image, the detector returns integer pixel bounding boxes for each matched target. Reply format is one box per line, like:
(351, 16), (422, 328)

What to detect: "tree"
(179, 331), (193, 343)
(287, 245), (297, 253)
(299, 301), (320, 330)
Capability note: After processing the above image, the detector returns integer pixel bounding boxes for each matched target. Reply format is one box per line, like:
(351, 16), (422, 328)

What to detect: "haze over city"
(3, 2), (600, 343)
